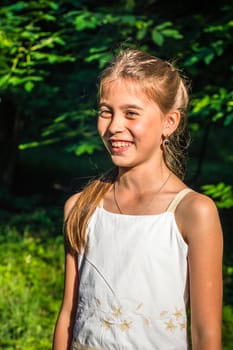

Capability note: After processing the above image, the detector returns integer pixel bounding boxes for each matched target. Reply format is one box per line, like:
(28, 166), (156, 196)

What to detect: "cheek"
(131, 121), (148, 137)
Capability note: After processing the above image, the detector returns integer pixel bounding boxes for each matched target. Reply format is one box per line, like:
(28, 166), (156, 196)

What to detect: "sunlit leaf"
(161, 29), (183, 39)
(24, 80), (34, 92)
(74, 142), (102, 156)
(151, 29), (164, 46)
(202, 183), (233, 208)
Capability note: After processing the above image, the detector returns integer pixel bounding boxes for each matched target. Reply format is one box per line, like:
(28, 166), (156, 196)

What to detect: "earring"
(163, 137), (170, 147)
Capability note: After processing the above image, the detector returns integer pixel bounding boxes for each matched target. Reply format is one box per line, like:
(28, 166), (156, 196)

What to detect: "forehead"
(100, 78), (149, 101)
(99, 78), (163, 115)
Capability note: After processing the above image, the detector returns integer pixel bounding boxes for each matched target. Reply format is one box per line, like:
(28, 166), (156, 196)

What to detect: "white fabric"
(71, 189), (193, 350)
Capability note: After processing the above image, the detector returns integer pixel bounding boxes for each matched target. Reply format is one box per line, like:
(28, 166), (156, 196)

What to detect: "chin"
(110, 156), (135, 169)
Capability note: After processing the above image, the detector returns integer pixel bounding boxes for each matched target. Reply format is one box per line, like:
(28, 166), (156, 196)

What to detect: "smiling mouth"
(111, 141), (133, 148)
(108, 140), (133, 154)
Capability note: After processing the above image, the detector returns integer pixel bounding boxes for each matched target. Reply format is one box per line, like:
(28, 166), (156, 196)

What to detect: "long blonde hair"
(65, 49), (190, 254)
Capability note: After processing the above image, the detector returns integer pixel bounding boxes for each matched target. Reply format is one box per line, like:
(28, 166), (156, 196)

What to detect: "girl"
(53, 49), (223, 350)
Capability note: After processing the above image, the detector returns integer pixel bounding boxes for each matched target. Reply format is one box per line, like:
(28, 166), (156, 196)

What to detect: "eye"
(98, 109), (112, 119)
(126, 110), (139, 119)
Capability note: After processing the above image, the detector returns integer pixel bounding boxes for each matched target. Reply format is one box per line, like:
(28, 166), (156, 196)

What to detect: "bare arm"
(177, 192), (223, 350)
(53, 194), (80, 350)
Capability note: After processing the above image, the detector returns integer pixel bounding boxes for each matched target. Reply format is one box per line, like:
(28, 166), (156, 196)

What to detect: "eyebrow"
(99, 102), (111, 108)
(99, 102), (143, 110)
(121, 104), (144, 110)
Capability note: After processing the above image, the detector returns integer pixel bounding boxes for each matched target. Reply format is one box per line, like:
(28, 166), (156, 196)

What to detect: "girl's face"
(98, 79), (170, 170)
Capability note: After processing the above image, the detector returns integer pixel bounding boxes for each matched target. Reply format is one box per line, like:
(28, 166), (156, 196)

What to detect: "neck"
(117, 165), (171, 193)
(113, 171), (173, 215)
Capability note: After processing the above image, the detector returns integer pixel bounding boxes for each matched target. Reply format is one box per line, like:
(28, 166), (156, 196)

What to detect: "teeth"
(111, 141), (131, 148)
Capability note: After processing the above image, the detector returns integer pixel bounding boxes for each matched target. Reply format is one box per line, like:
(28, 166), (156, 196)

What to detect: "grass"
(0, 226), (64, 350)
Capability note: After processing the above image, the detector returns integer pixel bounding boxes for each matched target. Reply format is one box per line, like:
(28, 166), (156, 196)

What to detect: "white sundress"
(71, 188), (193, 350)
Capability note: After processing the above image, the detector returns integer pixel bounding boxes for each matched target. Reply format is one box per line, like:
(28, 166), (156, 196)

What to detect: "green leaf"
(0, 74), (10, 88)
(151, 29), (164, 46)
(184, 55), (200, 66)
(192, 95), (210, 113)
(161, 29), (183, 39)
(74, 12), (99, 31)
(24, 81), (34, 92)
(42, 14), (56, 21)
(136, 27), (147, 40)
(155, 21), (173, 30)
(212, 111), (223, 122)
(204, 51), (215, 65)
(19, 141), (40, 150)
(0, 2), (28, 13)
(74, 142), (102, 156)
(224, 113), (233, 126)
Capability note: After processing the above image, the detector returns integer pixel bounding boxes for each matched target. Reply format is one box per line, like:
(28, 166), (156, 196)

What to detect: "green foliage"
(19, 108), (103, 156)
(151, 21), (183, 46)
(190, 89), (233, 126)
(223, 264), (233, 306)
(0, 228), (64, 350)
(222, 305), (233, 349)
(0, 0), (75, 91)
(201, 183), (233, 209)
(184, 14), (233, 67)
(0, 0), (185, 156)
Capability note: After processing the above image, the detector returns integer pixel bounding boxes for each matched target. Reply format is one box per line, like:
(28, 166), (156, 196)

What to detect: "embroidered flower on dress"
(160, 307), (187, 332)
(77, 292), (187, 336)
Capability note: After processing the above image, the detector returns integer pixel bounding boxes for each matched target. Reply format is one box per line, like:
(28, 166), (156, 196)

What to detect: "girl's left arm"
(180, 193), (223, 350)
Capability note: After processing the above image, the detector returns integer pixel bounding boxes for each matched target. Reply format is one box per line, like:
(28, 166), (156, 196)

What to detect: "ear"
(163, 110), (180, 136)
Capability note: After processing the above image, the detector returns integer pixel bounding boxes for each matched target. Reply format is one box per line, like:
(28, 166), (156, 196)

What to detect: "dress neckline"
(98, 188), (194, 218)
(97, 206), (172, 218)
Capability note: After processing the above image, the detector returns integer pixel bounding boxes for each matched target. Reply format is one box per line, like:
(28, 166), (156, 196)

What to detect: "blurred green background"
(0, 0), (233, 348)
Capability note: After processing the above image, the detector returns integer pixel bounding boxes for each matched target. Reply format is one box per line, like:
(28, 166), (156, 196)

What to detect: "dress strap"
(166, 188), (194, 213)
(98, 199), (104, 208)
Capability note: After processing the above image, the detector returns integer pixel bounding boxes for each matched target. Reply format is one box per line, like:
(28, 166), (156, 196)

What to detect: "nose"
(108, 114), (125, 134)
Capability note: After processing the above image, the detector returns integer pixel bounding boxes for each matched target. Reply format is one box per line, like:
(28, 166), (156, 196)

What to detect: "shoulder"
(176, 190), (222, 242)
(180, 190), (218, 216)
(64, 192), (82, 220)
